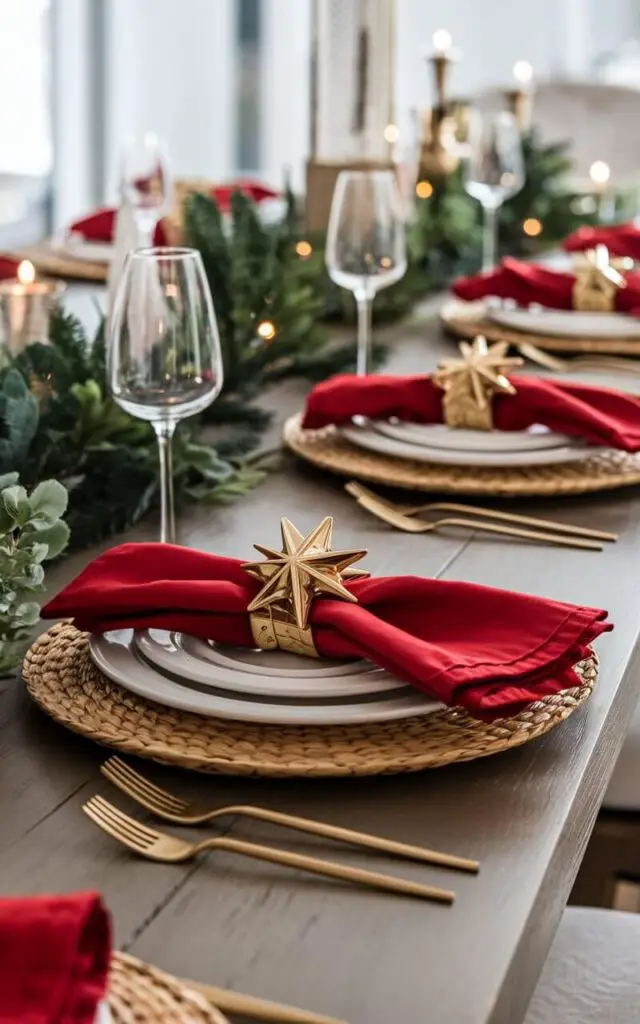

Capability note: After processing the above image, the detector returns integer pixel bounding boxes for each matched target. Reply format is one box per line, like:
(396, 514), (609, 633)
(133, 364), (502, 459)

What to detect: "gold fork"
(101, 757), (479, 873)
(347, 485), (604, 550)
(345, 481), (617, 542)
(516, 340), (640, 377)
(83, 795), (455, 904)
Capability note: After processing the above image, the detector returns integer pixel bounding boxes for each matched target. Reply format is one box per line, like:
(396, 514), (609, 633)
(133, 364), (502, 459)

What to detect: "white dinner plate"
(488, 306), (640, 340)
(340, 422), (595, 467)
(89, 630), (442, 726)
(135, 629), (406, 698)
(371, 420), (573, 452)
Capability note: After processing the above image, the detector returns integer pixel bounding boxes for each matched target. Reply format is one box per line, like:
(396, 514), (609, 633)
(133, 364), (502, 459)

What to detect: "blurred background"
(2, 0), (640, 243)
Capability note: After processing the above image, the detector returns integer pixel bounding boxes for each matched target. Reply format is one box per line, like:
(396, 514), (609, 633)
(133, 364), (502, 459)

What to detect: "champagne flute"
(326, 170), (407, 376)
(119, 132), (173, 246)
(108, 247), (223, 544)
(463, 111), (525, 271)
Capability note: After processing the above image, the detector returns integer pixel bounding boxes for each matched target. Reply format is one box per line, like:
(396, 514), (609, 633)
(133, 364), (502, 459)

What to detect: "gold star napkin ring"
(432, 336), (522, 431)
(572, 245), (626, 312)
(242, 517), (369, 659)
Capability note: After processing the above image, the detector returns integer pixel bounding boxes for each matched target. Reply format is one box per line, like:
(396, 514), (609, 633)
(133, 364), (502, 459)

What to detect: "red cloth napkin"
(69, 181), (280, 244)
(301, 372), (640, 452)
(564, 222), (640, 262)
(452, 255), (640, 315)
(0, 891), (111, 1024)
(42, 542), (610, 719)
(0, 256), (19, 280)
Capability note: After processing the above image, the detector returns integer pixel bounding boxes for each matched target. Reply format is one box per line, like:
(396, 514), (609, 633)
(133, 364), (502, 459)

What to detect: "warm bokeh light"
(512, 60), (533, 84)
(523, 217), (543, 237)
(384, 123), (399, 143)
(17, 260), (35, 285)
(380, 256), (392, 268)
(589, 160), (611, 185)
(500, 171), (516, 188)
(257, 320), (277, 342)
(432, 29), (453, 54)
(416, 180), (434, 199)
(295, 240), (312, 258)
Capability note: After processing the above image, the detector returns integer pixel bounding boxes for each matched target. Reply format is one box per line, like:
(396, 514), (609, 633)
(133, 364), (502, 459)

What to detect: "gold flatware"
(516, 340), (640, 377)
(349, 487), (603, 550)
(101, 756), (479, 874)
(345, 481), (617, 542)
(182, 976), (348, 1024)
(83, 796), (455, 904)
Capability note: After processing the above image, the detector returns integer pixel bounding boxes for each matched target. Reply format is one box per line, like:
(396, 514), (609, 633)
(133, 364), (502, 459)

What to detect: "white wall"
(102, 0), (236, 201)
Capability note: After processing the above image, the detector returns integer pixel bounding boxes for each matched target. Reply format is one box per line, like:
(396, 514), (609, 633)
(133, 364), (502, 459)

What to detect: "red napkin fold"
(42, 542), (610, 719)
(69, 180), (279, 244)
(564, 222), (640, 262)
(301, 372), (640, 452)
(0, 891), (111, 1024)
(452, 255), (640, 315)
(0, 256), (19, 280)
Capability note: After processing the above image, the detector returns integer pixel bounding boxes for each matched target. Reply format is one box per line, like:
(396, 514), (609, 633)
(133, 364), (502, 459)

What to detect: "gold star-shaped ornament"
(433, 336), (522, 430)
(243, 517), (369, 631)
(572, 245), (626, 311)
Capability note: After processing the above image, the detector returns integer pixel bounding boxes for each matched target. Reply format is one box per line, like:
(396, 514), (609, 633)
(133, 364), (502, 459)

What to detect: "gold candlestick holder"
(416, 32), (461, 182)
(504, 88), (533, 132)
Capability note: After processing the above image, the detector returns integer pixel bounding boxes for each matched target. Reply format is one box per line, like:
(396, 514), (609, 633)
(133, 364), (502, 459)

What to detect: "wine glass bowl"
(326, 170), (407, 375)
(108, 247), (223, 543)
(119, 132), (173, 246)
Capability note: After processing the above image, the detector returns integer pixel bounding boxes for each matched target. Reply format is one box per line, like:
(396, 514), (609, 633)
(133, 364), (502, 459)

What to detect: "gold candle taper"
(0, 261), (64, 355)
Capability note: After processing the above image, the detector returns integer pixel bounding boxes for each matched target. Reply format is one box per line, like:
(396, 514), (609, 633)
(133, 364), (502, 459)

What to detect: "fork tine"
(103, 758), (187, 812)
(87, 796), (159, 846)
(85, 799), (156, 848)
(102, 763), (184, 816)
(83, 802), (150, 854)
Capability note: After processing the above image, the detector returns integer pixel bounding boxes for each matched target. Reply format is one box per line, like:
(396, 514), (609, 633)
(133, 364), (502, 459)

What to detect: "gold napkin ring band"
(250, 609), (319, 658)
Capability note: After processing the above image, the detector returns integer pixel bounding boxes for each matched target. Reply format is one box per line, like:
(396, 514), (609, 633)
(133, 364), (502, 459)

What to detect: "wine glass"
(108, 247), (223, 544)
(119, 132), (173, 246)
(326, 170), (407, 376)
(463, 111), (525, 271)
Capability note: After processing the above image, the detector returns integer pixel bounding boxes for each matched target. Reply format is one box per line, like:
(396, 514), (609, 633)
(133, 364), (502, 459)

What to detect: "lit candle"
(506, 61), (534, 131)
(0, 261), (64, 355)
(512, 60), (534, 87)
(589, 161), (614, 222)
(432, 29), (453, 57)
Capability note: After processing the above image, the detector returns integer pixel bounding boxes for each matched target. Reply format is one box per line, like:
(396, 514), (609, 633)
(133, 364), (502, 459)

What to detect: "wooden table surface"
(3, 312), (640, 1024)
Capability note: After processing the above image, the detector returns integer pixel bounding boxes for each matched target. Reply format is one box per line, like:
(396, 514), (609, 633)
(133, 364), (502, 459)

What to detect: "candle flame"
(17, 260), (35, 285)
(512, 60), (533, 84)
(432, 29), (452, 54)
(589, 160), (611, 185)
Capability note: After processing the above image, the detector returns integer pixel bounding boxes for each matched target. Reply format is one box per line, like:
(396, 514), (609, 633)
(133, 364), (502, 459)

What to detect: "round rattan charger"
(441, 298), (640, 356)
(109, 952), (228, 1024)
(24, 623), (597, 778)
(283, 413), (640, 498)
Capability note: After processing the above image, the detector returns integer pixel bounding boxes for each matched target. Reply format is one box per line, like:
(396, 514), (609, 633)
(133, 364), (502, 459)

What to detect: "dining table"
(2, 283), (640, 1024)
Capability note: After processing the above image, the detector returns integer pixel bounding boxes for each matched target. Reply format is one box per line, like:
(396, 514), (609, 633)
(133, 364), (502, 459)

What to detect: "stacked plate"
(339, 420), (596, 468)
(488, 304), (640, 341)
(89, 628), (442, 726)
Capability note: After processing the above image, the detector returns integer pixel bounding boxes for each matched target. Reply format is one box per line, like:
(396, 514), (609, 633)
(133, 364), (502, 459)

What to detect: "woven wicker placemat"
(283, 412), (640, 498)
(11, 243), (108, 282)
(110, 952), (228, 1024)
(23, 623), (596, 778)
(441, 298), (640, 356)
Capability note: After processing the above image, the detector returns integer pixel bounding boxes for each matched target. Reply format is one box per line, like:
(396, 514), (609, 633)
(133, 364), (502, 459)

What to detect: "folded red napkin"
(42, 542), (610, 719)
(564, 223), (640, 262)
(0, 256), (19, 280)
(69, 180), (279, 244)
(301, 372), (640, 452)
(0, 891), (111, 1024)
(452, 255), (640, 315)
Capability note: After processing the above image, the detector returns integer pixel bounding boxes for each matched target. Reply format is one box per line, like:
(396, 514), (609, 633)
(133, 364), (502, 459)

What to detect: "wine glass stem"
(355, 292), (373, 376)
(482, 204), (499, 272)
(135, 210), (158, 248)
(154, 422), (176, 544)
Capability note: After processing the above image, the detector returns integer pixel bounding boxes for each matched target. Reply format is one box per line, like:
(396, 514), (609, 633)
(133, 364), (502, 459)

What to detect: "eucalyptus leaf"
(29, 479), (69, 521)
(31, 520), (70, 560)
